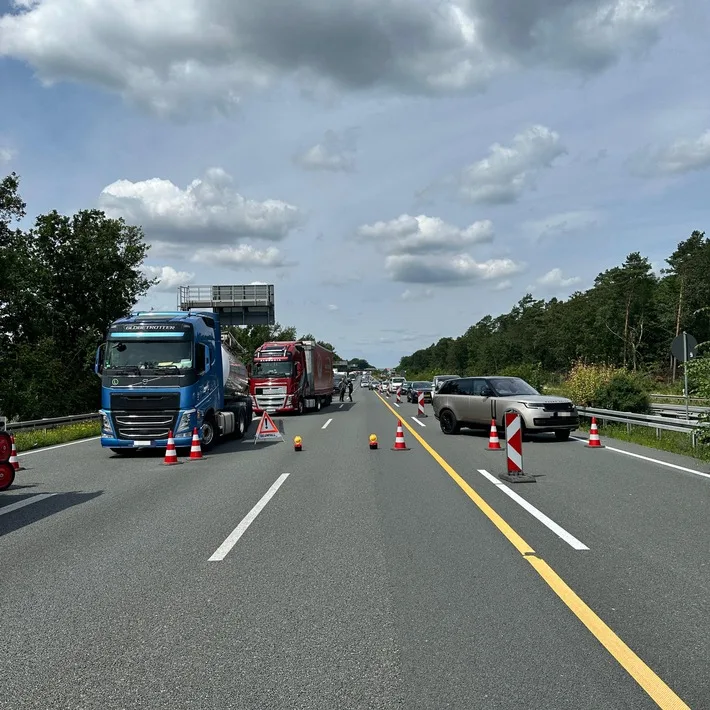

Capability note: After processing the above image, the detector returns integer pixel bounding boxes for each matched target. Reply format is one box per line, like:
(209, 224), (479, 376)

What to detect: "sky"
(1, 0), (710, 368)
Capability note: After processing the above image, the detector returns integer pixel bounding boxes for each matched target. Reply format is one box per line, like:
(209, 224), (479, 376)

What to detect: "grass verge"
(577, 420), (710, 462)
(12, 421), (101, 453)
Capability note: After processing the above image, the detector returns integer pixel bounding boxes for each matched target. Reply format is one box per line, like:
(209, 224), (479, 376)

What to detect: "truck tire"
(234, 409), (247, 440)
(0, 462), (15, 491)
(316, 398), (322, 412)
(202, 415), (220, 451)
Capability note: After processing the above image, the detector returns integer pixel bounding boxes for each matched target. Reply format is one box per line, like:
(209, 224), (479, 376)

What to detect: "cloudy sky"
(1, 0), (709, 366)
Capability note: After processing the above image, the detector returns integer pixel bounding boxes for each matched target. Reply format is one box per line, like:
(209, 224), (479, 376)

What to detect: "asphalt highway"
(1, 390), (707, 709)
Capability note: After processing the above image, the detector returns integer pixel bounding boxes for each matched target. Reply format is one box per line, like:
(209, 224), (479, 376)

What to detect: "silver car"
(432, 376), (578, 440)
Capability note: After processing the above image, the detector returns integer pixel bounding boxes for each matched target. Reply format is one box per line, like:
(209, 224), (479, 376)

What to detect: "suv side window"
(455, 378), (476, 395)
(471, 378), (488, 396)
(438, 379), (455, 394)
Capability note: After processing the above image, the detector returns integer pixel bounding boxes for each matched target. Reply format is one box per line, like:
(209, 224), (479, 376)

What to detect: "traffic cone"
(586, 417), (604, 448)
(391, 420), (409, 451)
(369, 434), (378, 450)
(9, 435), (21, 470)
(294, 435), (303, 452)
(486, 420), (502, 451)
(189, 427), (204, 460)
(163, 431), (180, 465)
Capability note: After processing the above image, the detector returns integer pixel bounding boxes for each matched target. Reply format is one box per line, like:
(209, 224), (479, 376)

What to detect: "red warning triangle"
(254, 411), (283, 443)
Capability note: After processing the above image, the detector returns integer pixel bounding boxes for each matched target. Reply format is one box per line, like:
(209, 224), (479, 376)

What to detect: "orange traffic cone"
(163, 431), (180, 465)
(487, 420), (502, 451)
(391, 420), (410, 451)
(586, 417), (604, 448)
(189, 427), (204, 460)
(9, 434), (21, 470)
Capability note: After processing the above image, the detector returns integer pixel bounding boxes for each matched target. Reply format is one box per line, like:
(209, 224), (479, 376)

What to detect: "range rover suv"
(432, 376), (578, 440)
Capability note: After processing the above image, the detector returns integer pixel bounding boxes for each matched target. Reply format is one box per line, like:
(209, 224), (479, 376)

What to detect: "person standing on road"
(347, 378), (353, 402)
(339, 378), (346, 402)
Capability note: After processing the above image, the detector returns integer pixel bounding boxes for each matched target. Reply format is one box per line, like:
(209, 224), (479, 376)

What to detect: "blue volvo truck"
(95, 311), (252, 454)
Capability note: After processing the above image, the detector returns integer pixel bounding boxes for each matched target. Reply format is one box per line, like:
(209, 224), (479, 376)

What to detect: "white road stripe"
(321, 418), (333, 429)
(0, 493), (57, 517)
(18, 437), (101, 456)
(339, 404), (344, 409)
(410, 417), (426, 427)
(209, 473), (290, 562)
(394, 403), (400, 408)
(477, 469), (589, 551)
(571, 436), (710, 480)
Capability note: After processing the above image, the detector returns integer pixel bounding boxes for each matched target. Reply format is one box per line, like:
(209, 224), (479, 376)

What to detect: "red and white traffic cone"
(189, 427), (204, 460)
(396, 388), (401, 404)
(586, 417), (604, 448)
(391, 420), (410, 451)
(163, 431), (180, 465)
(487, 420), (502, 451)
(417, 391), (427, 418)
(9, 434), (21, 470)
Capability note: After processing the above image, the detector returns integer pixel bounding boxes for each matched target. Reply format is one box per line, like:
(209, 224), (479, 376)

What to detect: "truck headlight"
(100, 411), (112, 434)
(176, 409), (196, 434)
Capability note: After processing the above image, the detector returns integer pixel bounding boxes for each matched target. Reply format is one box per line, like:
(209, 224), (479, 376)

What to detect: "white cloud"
(537, 268), (581, 290)
(455, 125), (566, 204)
(401, 288), (434, 301)
(294, 129), (357, 172)
(0, 1), (669, 116)
(0, 146), (15, 163)
(144, 265), (195, 291)
(98, 168), (302, 244)
(327, 304), (339, 311)
(524, 210), (601, 241)
(386, 254), (524, 284)
(631, 129), (710, 176)
(492, 280), (512, 291)
(358, 214), (494, 254)
(192, 245), (293, 269)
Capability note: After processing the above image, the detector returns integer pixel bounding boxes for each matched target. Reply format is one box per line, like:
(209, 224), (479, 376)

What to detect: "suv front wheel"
(439, 409), (460, 435)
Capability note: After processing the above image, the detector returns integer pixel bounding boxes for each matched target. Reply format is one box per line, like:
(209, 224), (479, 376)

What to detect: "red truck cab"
(250, 340), (334, 415)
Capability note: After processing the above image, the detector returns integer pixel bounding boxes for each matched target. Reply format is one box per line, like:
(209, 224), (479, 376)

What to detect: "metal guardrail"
(0, 413), (100, 433)
(650, 393), (710, 403)
(577, 407), (706, 447)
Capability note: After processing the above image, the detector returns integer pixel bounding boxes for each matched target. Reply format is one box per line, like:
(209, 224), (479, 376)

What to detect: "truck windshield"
(104, 340), (193, 371)
(253, 361), (293, 377)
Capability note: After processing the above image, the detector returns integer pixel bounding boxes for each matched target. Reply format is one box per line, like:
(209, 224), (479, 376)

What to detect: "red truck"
(250, 340), (334, 415)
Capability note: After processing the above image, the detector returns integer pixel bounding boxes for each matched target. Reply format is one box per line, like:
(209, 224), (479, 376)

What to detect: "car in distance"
(432, 374), (460, 393)
(406, 381), (433, 403)
(388, 376), (406, 393)
(432, 376), (578, 440)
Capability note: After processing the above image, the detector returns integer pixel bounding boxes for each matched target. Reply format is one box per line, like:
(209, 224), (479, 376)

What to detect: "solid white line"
(571, 436), (710, 480)
(209, 473), (290, 562)
(18, 437), (101, 457)
(410, 417), (426, 427)
(477, 469), (589, 551)
(394, 402), (400, 408)
(321, 418), (333, 429)
(0, 493), (57, 517)
(339, 404), (344, 409)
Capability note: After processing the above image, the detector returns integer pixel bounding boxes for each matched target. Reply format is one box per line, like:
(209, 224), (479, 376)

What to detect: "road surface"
(2, 391), (707, 709)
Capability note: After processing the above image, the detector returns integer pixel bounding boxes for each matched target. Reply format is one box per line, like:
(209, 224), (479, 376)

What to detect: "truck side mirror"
(94, 344), (105, 376)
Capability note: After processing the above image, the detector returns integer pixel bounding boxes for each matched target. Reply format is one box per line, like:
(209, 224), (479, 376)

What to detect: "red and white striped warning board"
(501, 411), (535, 483)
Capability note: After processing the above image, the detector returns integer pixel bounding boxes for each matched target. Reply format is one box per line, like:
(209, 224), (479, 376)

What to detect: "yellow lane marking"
(376, 394), (690, 710)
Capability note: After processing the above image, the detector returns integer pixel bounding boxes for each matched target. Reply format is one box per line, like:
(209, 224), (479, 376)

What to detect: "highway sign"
(671, 333), (698, 362)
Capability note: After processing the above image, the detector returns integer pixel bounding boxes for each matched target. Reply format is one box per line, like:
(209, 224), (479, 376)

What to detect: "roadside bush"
(499, 363), (547, 391)
(686, 354), (710, 445)
(564, 361), (617, 406)
(592, 371), (650, 413)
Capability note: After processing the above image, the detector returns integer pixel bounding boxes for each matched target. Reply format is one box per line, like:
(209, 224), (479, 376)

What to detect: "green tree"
(0, 175), (154, 419)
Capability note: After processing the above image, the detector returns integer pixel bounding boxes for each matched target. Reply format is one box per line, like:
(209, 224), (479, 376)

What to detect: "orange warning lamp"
(369, 434), (378, 450)
(293, 435), (303, 451)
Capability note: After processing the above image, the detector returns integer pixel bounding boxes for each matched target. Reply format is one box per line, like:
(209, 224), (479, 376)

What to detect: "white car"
(389, 376), (406, 393)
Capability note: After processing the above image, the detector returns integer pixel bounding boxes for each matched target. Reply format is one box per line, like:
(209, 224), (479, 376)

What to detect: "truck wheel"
(0, 462), (15, 491)
(316, 398), (322, 412)
(202, 416), (219, 451)
(234, 410), (247, 440)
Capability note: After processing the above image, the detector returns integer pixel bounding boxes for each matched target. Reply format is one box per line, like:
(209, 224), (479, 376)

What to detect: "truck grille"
(254, 386), (287, 411)
(110, 393), (181, 440)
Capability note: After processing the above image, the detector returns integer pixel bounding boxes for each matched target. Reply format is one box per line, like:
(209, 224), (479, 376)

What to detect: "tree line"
(397, 232), (710, 390)
(0, 173), (358, 420)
